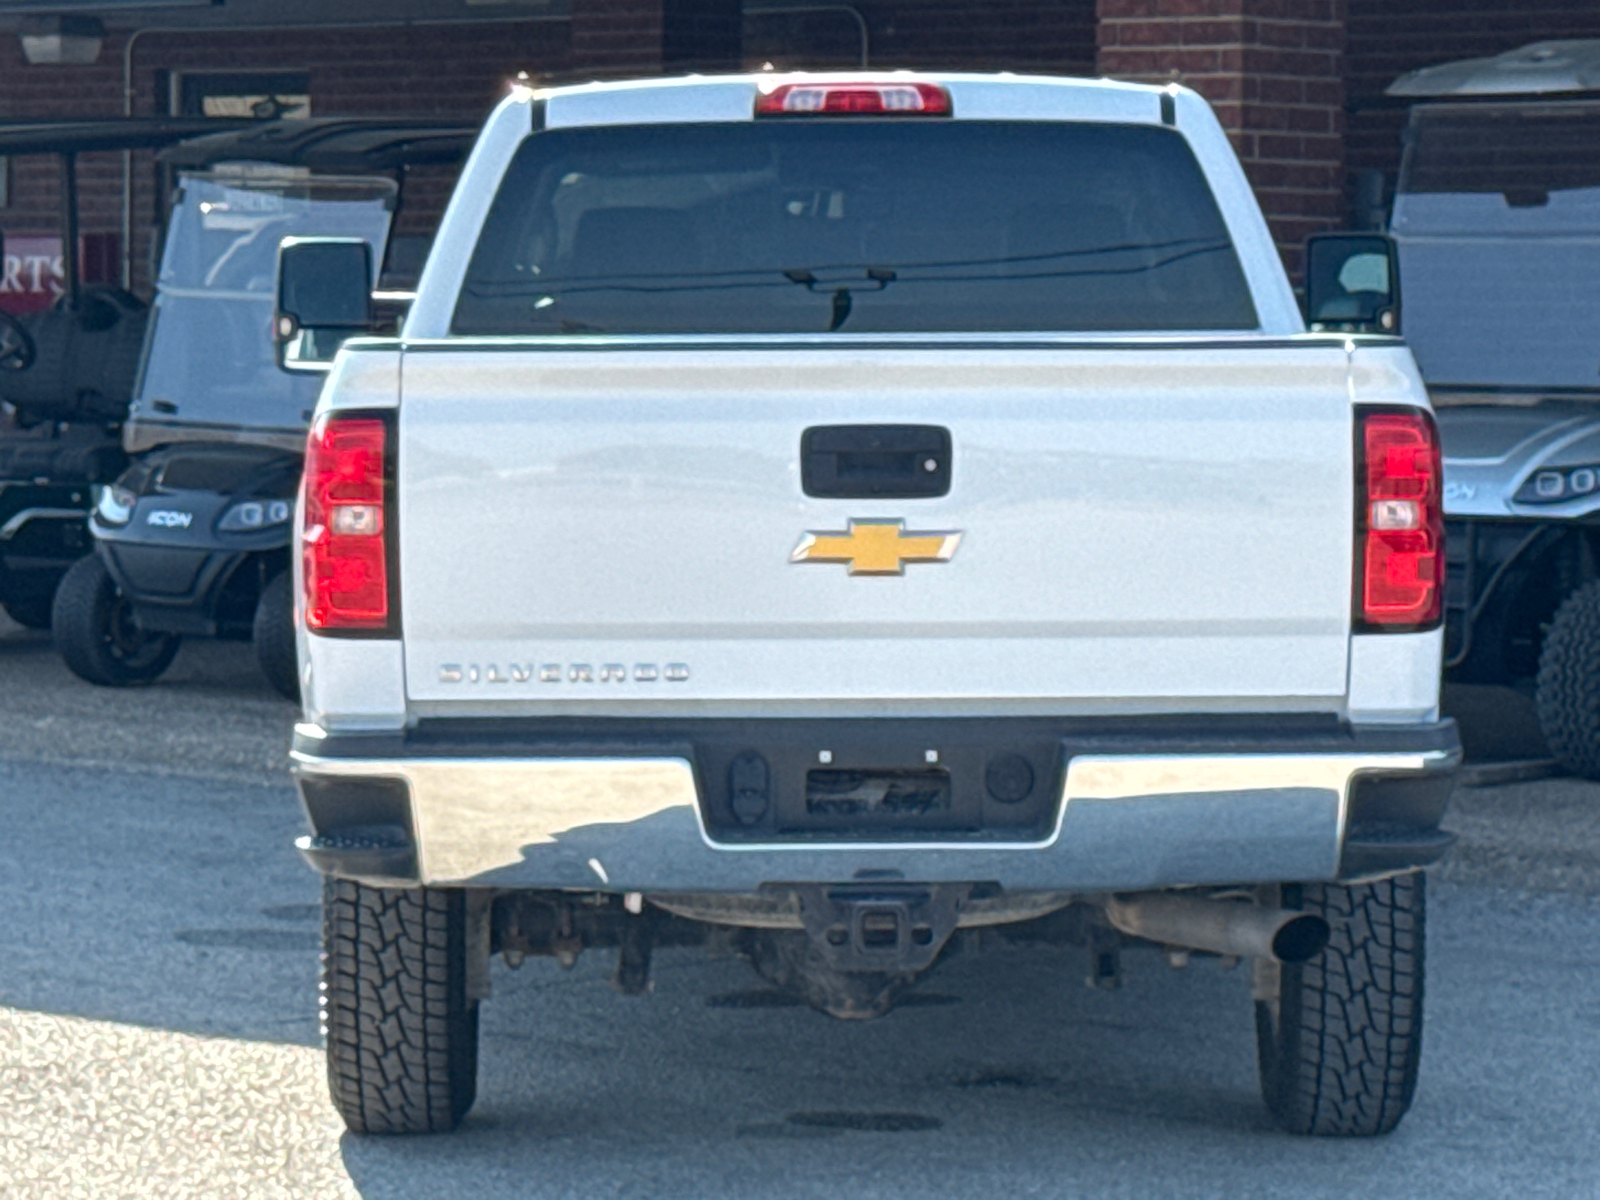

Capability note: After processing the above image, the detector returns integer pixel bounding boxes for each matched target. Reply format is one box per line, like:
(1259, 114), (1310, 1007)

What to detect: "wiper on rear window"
(784, 267), (896, 331)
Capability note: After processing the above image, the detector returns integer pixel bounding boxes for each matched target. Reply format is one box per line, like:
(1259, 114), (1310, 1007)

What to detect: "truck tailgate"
(397, 343), (1353, 710)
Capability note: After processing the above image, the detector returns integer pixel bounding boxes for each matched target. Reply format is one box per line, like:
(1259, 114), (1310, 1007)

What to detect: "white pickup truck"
(280, 72), (1459, 1140)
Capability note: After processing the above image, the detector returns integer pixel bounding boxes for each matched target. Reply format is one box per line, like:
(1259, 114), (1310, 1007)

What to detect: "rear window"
(1400, 102), (1600, 202)
(451, 120), (1257, 336)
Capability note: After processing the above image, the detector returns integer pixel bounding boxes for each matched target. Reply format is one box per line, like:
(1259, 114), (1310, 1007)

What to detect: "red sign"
(0, 232), (124, 313)
(0, 236), (64, 314)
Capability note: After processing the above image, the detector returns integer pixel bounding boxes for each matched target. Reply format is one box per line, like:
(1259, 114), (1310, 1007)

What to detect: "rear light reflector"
(1356, 408), (1443, 630)
(755, 81), (952, 116)
(302, 413), (393, 633)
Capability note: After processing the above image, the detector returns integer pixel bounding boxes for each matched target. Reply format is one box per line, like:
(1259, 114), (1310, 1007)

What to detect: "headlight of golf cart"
(94, 485), (136, 526)
(1515, 465), (1600, 504)
(217, 499), (293, 531)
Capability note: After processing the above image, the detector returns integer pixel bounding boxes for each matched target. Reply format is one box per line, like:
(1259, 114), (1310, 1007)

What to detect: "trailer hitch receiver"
(794, 883), (969, 972)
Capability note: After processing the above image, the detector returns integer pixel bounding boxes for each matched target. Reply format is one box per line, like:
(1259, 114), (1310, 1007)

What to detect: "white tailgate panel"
(398, 344), (1352, 709)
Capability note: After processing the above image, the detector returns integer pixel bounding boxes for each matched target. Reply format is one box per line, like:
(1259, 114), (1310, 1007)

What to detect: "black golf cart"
(0, 119), (247, 632)
(47, 120), (471, 696)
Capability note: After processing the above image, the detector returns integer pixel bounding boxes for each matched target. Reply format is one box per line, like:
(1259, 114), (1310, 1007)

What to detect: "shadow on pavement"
(0, 760), (320, 1045)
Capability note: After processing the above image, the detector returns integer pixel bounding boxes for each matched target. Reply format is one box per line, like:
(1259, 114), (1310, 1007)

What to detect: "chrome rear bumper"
(290, 718), (1460, 893)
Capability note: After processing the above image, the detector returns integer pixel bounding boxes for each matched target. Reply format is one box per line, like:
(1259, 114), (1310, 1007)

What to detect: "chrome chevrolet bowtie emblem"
(790, 519), (962, 575)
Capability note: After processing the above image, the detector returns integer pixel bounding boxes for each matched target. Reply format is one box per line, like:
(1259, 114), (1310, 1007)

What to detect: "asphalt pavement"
(2, 614), (1599, 1198)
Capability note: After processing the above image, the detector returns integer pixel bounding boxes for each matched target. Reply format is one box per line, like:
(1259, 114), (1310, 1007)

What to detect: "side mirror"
(1302, 233), (1400, 335)
(275, 237), (375, 373)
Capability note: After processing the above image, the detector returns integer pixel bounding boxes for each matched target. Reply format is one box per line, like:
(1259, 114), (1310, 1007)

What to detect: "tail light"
(755, 81), (952, 117)
(1355, 408), (1443, 630)
(302, 411), (395, 634)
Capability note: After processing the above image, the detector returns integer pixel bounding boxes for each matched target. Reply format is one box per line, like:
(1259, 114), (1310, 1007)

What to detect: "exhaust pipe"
(1104, 893), (1330, 964)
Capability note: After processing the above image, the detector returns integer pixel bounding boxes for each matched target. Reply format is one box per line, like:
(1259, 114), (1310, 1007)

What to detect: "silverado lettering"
(437, 662), (690, 684)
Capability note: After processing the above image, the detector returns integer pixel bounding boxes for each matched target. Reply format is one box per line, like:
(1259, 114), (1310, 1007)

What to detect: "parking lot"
(1, 611), (1597, 1198)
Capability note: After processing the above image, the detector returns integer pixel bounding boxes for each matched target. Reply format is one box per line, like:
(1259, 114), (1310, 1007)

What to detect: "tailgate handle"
(801, 425), (951, 499)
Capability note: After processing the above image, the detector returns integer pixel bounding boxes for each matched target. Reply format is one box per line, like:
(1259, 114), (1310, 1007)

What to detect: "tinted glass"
(1392, 101), (1600, 390)
(279, 240), (373, 327)
(1400, 102), (1600, 201)
(1304, 235), (1395, 328)
(452, 121), (1257, 336)
(137, 172), (394, 433)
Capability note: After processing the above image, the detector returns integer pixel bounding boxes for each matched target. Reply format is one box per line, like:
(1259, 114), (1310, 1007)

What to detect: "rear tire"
(50, 554), (180, 686)
(253, 571), (299, 700)
(322, 879), (480, 1135)
(1536, 580), (1600, 779)
(1255, 873), (1425, 1137)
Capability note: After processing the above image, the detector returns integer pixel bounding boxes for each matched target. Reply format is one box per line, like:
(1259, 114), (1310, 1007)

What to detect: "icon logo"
(790, 519), (961, 576)
(146, 510), (193, 528)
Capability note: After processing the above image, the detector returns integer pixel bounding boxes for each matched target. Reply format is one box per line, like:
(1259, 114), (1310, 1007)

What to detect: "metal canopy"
(0, 117), (473, 306)
(1389, 39), (1600, 99)
(0, 117), (253, 156)
(159, 118), (478, 172)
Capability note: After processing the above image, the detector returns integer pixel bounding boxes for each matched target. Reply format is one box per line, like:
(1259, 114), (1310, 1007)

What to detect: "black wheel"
(50, 554), (180, 686)
(322, 879), (480, 1135)
(1255, 873), (1425, 1137)
(254, 571), (300, 701)
(1536, 580), (1600, 779)
(3, 593), (55, 630)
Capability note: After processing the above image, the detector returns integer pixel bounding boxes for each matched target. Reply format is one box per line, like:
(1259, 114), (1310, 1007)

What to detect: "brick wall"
(0, 34), (126, 252)
(1098, 0), (1346, 275)
(664, 0), (743, 72)
(744, 0), (1097, 74)
(11, 0), (1597, 299)
(0, 18), (593, 297)
(571, 0), (662, 74)
(862, 0), (1098, 74)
